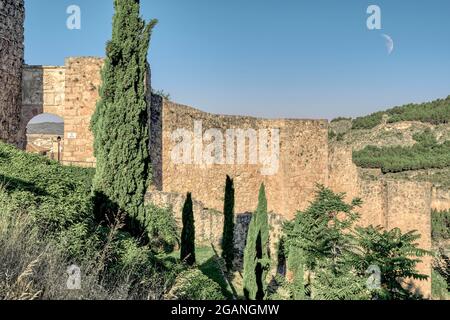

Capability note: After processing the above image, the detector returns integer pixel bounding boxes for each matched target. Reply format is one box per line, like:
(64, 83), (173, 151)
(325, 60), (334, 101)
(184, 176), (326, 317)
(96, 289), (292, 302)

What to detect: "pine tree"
(243, 184), (270, 300)
(90, 0), (157, 220)
(180, 193), (196, 266)
(222, 175), (235, 271)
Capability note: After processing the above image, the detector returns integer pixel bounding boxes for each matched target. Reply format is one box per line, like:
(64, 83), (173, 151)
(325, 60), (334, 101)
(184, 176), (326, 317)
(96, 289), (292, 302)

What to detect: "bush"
(140, 204), (179, 253)
(353, 130), (450, 173)
(165, 269), (225, 300)
(432, 269), (449, 300)
(431, 210), (450, 241)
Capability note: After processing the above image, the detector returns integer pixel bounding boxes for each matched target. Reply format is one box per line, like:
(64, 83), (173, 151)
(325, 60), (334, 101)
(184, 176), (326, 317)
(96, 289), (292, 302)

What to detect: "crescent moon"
(381, 34), (394, 55)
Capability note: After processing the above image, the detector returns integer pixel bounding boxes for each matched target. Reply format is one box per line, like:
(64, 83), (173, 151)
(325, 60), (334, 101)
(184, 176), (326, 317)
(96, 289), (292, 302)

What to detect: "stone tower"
(0, 0), (25, 146)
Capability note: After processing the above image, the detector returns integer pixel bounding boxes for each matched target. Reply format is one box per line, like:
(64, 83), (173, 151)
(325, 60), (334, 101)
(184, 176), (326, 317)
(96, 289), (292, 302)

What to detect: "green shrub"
(166, 269), (225, 300)
(432, 269), (449, 300)
(353, 130), (450, 173)
(141, 204), (179, 253)
(431, 210), (450, 241)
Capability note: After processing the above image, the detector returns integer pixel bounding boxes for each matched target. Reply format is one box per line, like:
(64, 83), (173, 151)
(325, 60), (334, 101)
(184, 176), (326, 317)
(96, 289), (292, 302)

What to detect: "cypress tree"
(91, 0), (157, 220)
(243, 184), (270, 300)
(180, 193), (196, 266)
(222, 175), (235, 271)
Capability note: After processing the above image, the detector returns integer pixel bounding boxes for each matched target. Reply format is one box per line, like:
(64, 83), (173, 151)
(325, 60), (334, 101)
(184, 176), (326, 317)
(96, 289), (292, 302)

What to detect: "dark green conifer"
(222, 175), (235, 271)
(91, 0), (157, 219)
(243, 184), (270, 300)
(180, 193), (196, 266)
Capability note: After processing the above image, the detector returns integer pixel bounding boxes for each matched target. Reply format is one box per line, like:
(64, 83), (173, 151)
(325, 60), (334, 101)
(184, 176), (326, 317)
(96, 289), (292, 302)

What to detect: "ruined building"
(0, 0), (444, 297)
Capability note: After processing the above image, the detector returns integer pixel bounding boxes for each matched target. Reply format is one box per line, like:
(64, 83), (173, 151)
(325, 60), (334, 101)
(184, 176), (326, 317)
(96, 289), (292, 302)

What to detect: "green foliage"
(152, 88), (171, 100)
(141, 204), (179, 253)
(222, 175), (235, 271)
(283, 186), (429, 300)
(352, 95), (450, 129)
(284, 185), (363, 300)
(351, 226), (430, 300)
(243, 184), (270, 300)
(328, 130), (336, 140)
(431, 210), (450, 241)
(331, 117), (352, 123)
(432, 269), (449, 300)
(91, 0), (158, 219)
(168, 269), (226, 300)
(180, 193), (196, 266)
(0, 142), (94, 235)
(353, 130), (450, 173)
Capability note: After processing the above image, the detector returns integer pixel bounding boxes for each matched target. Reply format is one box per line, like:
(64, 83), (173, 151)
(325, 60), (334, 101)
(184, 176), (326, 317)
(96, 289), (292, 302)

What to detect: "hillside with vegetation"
(330, 95), (450, 187)
(329, 95), (450, 300)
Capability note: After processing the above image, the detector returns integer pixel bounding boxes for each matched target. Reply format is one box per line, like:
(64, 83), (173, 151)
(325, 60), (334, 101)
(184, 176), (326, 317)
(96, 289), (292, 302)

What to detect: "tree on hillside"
(222, 175), (235, 271)
(180, 193), (196, 266)
(90, 0), (157, 220)
(243, 184), (270, 300)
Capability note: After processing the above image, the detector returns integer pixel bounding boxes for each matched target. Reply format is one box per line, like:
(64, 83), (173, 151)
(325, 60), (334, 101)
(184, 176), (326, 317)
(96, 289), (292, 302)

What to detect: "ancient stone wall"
(155, 100), (329, 220)
(328, 144), (433, 297)
(0, 0), (24, 146)
(20, 58), (103, 166)
(431, 187), (450, 212)
(145, 190), (285, 263)
(62, 57), (102, 166)
(20, 66), (66, 147)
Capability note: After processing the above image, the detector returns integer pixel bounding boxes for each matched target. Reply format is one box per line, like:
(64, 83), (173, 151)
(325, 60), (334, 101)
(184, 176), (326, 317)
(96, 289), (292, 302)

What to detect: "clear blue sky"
(24, 0), (450, 121)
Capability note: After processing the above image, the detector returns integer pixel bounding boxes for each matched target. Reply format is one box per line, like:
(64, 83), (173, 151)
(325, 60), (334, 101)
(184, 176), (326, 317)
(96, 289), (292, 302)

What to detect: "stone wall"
(20, 65), (65, 148)
(154, 100), (329, 220)
(145, 190), (285, 263)
(62, 57), (102, 166)
(0, 0), (24, 146)
(328, 144), (433, 297)
(19, 58), (103, 166)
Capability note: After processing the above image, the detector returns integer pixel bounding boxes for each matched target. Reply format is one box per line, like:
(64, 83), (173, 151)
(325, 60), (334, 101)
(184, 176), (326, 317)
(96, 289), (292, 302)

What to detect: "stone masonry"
(0, 0), (24, 146)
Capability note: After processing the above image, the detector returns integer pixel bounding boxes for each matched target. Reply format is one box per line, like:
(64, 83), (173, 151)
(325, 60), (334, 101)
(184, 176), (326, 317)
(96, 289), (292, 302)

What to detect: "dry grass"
(0, 208), (169, 300)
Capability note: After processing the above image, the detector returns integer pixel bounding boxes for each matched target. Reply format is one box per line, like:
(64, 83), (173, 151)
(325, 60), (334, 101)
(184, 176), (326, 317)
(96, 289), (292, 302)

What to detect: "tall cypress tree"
(222, 175), (235, 271)
(180, 193), (196, 266)
(91, 0), (157, 220)
(243, 184), (270, 300)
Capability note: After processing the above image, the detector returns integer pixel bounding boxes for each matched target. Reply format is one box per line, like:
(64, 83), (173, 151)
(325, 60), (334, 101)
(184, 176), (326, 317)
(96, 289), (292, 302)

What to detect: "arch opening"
(26, 113), (64, 161)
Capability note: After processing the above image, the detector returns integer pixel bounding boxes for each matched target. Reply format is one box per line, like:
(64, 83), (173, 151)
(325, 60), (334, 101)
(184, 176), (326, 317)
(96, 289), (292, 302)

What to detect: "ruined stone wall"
(62, 57), (102, 166)
(20, 58), (102, 166)
(20, 66), (65, 147)
(328, 144), (432, 297)
(145, 190), (285, 263)
(155, 100), (329, 220)
(431, 187), (450, 212)
(385, 180), (432, 297)
(0, 0), (24, 146)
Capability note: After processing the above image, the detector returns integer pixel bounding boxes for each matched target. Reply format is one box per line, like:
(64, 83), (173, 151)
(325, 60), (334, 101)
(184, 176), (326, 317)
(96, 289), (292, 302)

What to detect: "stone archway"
(20, 58), (103, 167)
(20, 65), (65, 149)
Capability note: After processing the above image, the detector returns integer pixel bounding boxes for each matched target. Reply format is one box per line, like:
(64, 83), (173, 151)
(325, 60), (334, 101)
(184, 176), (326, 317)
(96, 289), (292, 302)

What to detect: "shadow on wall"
(19, 67), (44, 149)
(150, 94), (163, 191)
